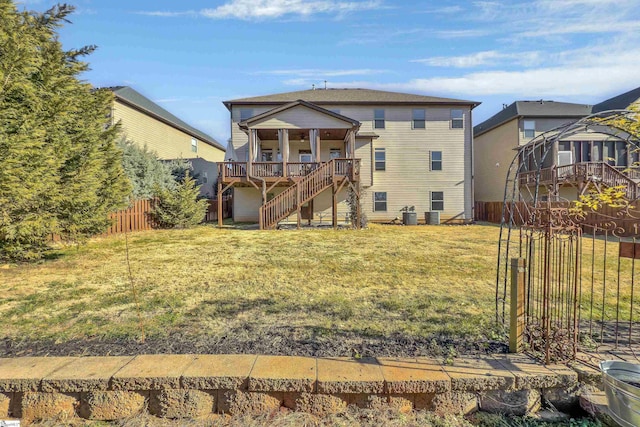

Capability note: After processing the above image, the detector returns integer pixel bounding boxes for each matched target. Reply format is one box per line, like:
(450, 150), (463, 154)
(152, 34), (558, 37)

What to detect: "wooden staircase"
(259, 159), (340, 229)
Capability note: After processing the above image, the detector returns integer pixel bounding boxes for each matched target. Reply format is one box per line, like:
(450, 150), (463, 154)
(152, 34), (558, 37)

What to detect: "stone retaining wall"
(0, 353), (583, 425)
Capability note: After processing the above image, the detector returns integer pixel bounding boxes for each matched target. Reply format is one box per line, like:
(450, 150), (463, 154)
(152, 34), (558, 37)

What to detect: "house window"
(240, 108), (253, 121)
(431, 151), (442, 171)
(202, 172), (208, 184)
(524, 120), (535, 138)
(451, 109), (464, 129)
(374, 192), (387, 211)
(374, 109), (385, 129)
(191, 138), (198, 153)
(330, 148), (341, 159)
(375, 148), (386, 171)
(412, 109), (426, 129)
(431, 191), (444, 211)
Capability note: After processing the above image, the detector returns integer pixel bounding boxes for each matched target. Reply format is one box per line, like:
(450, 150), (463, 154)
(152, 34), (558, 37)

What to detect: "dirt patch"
(0, 326), (507, 358)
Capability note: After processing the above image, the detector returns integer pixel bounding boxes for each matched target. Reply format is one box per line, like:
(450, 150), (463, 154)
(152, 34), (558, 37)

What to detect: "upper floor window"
(431, 191), (444, 211)
(524, 120), (535, 138)
(374, 109), (385, 129)
(431, 151), (442, 171)
(330, 148), (341, 159)
(240, 108), (253, 122)
(375, 148), (386, 171)
(451, 109), (464, 129)
(412, 109), (426, 129)
(191, 138), (198, 153)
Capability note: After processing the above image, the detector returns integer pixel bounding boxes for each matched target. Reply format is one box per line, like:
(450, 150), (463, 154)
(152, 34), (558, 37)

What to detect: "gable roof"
(592, 86), (640, 113)
(108, 86), (225, 151)
(224, 88), (479, 110)
(239, 100), (360, 129)
(473, 100), (593, 137)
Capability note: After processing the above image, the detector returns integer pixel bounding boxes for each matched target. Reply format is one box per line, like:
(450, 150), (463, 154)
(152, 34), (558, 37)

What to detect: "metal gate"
(497, 109), (640, 364)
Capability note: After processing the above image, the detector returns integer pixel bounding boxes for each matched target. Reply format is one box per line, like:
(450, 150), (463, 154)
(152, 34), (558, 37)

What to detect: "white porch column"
(279, 129), (289, 177)
(248, 129), (254, 165)
(349, 129), (355, 158)
(315, 129), (321, 162)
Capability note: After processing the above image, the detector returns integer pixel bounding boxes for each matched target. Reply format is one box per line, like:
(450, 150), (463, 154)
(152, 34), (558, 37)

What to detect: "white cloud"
(137, 0), (384, 21)
(435, 29), (490, 38)
(413, 51), (506, 67)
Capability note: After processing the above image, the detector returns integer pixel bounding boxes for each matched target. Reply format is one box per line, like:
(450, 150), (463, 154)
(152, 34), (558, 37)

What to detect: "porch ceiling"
(256, 128), (349, 141)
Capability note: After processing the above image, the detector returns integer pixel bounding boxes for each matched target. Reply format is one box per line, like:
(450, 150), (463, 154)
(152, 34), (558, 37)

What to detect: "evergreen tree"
(0, 2), (130, 260)
(119, 138), (176, 199)
(150, 173), (208, 229)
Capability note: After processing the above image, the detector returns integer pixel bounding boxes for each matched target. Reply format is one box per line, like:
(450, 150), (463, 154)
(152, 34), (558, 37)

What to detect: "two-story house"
(217, 88), (478, 228)
(110, 86), (226, 197)
(474, 87), (640, 205)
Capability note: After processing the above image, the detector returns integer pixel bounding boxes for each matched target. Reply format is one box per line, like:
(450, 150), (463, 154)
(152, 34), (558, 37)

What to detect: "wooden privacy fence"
(104, 196), (233, 236)
(105, 199), (155, 235)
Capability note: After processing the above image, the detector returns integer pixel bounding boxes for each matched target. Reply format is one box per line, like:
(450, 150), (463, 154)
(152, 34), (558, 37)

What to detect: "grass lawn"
(0, 223), (505, 356)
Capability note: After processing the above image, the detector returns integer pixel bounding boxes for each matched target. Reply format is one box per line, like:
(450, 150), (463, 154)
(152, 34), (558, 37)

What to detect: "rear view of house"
(219, 88), (478, 228)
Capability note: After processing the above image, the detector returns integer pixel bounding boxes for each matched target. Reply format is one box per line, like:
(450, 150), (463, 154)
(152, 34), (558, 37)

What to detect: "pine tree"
(150, 173), (208, 229)
(0, 2), (131, 260)
(119, 138), (176, 199)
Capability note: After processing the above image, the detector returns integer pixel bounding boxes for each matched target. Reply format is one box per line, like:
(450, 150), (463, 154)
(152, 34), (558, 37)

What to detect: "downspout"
(470, 107), (475, 223)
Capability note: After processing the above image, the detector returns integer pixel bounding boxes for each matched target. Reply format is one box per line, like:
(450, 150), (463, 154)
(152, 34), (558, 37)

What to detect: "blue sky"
(17, 0), (640, 146)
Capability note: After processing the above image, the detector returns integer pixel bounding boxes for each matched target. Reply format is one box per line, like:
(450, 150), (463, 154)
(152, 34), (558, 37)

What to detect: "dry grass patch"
(1, 224), (503, 352)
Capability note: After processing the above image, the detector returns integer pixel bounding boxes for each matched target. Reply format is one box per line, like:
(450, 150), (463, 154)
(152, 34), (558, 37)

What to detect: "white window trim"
(374, 192), (387, 211)
(374, 148), (386, 171)
(374, 109), (385, 129)
(430, 151), (442, 171)
(524, 120), (535, 138)
(412, 109), (426, 129)
(431, 191), (444, 211)
(451, 109), (464, 129)
(191, 138), (198, 153)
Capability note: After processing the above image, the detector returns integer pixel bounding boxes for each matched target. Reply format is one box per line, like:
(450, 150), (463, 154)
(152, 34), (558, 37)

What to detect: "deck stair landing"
(259, 159), (350, 229)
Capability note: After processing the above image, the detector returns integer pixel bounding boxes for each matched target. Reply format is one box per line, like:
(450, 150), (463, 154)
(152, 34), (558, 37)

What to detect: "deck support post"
(296, 186), (301, 229)
(217, 180), (223, 227)
(510, 257), (526, 353)
(332, 183), (338, 229)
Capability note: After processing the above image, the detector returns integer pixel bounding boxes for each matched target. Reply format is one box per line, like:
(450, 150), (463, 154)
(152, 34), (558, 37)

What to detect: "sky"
(17, 0), (640, 146)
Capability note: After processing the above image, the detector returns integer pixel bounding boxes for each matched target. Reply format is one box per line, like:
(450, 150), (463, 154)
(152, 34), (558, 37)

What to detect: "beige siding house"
(473, 101), (592, 202)
(474, 86), (640, 204)
(110, 86), (226, 197)
(219, 88), (478, 228)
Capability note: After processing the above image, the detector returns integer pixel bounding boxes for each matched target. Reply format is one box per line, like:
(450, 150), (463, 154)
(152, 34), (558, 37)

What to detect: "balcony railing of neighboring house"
(219, 159), (360, 182)
(518, 161), (639, 200)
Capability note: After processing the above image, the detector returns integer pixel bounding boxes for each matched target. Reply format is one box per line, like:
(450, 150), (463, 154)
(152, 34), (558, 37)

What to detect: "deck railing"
(219, 159), (359, 180)
(519, 162), (639, 200)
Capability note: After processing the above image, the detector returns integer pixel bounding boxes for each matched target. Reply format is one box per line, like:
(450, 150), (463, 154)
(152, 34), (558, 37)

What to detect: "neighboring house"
(474, 86), (640, 204)
(109, 86), (226, 197)
(219, 88), (479, 228)
(473, 100), (592, 203)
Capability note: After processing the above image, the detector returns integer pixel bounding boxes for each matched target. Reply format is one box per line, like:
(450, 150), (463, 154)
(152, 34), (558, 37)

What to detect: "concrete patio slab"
(443, 357), (515, 392)
(249, 355), (316, 392)
(182, 354), (257, 390)
(111, 354), (196, 390)
(42, 356), (134, 392)
(0, 357), (77, 392)
(317, 358), (384, 394)
(378, 357), (451, 394)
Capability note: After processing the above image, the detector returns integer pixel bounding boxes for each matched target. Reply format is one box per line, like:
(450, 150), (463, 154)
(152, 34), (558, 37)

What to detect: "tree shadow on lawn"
(0, 324), (507, 358)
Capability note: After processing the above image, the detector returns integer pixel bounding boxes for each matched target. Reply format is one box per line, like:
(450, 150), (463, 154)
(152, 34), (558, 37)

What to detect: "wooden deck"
(519, 162), (640, 200)
(218, 158), (360, 186)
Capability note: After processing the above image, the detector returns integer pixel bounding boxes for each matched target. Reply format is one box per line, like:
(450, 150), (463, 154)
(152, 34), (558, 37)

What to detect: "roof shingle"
(224, 88), (479, 109)
(109, 86), (225, 151)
